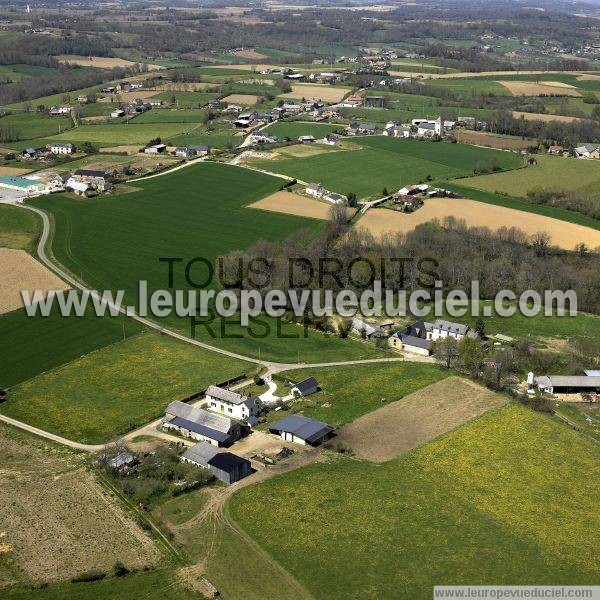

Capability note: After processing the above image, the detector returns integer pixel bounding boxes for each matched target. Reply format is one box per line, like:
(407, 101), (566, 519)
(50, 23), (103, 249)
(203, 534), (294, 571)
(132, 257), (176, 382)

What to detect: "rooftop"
(269, 415), (333, 443)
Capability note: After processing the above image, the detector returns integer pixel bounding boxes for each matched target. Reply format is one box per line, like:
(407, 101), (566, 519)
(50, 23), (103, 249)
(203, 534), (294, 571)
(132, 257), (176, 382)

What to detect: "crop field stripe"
(442, 182), (600, 231)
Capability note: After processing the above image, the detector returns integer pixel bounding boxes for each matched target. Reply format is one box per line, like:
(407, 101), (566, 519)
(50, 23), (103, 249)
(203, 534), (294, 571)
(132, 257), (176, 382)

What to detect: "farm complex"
(0, 1), (599, 599)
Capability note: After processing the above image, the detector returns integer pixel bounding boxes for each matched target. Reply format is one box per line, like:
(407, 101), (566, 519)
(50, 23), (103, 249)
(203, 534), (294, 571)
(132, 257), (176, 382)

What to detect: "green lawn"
(131, 108), (209, 123)
(4, 568), (199, 600)
(0, 112), (73, 140)
(459, 154), (600, 198)
(230, 404), (600, 599)
(0, 305), (142, 388)
(0, 203), (40, 251)
(51, 123), (195, 146)
(273, 362), (448, 426)
(264, 121), (342, 139)
(150, 91), (217, 108)
(30, 162), (381, 362)
(0, 331), (250, 443)
(155, 488), (209, 526)
(253, 136), (521, 198)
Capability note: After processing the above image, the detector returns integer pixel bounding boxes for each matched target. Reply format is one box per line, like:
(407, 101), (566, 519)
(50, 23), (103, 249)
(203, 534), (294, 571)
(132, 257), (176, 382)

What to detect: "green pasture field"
(253, 136), (521, 197)
(230, 404), (600, 599)
(217, 81), (281, 96)
(264, 121), (342, 139)
(427, 78), (511, 96)
(342, 104), (492, 124)
(0, 64), (58, 81)
(5, 568), (199, 600)
(0, 112), (73, 140)
(2, 84), (106, 111)
(0, 204), (40, 251)
(0, 331), (250, 443)
(166, 127), (239, 149)
(150, 91), (217, 108)
(131, 108), (208, 123)
(425, 37), (480, 48)
(0, 305), (142, 388)
(50, 123), (194, 146)
(30, 162), (381, 362)
(79, 102), (120, 117)
(442, 182), (600, 231)
(460, 154), (600, 198)
(197, 66), (260, 76)
(272, 362), (448, 426)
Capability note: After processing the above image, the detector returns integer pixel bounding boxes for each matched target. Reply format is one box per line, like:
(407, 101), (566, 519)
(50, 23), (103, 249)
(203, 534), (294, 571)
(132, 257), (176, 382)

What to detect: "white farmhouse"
(204, 385), (259, 421)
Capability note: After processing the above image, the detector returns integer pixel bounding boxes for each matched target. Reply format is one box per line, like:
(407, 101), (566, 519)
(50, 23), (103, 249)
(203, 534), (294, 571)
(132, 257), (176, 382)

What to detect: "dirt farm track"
(356, 199), (600, 251)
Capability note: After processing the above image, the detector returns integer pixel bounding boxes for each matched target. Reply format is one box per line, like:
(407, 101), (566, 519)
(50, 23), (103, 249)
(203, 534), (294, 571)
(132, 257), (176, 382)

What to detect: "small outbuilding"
(269, 415), (333, 446)
(290, 377), (319, 398)
(182, 441), (252, 484)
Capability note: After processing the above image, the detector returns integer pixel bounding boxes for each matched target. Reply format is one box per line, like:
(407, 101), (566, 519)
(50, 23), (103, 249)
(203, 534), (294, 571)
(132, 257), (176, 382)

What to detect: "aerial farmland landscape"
(0, 0), (599, 598)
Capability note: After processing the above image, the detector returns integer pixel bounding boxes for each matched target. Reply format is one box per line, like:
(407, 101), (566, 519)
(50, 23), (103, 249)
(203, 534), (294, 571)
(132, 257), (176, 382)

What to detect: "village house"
(268, 415), (334, 446)
(390, 319), (479, 355)
(306, 182), (325, 198)
(164, 400), (241, 447)
(65, 178), (97, 197)
(181, 441), (252, 484)
(384, 124), (411, 138)
(548, 145), (564, 155)
(341, 92), (364, 107)
(574, 144), (599, 159)
(49, 142), (74, 155)
(324, 191), (347, 204)
(250, 132), (279, 145)
(357, 123), (378, 135)
(111, 108), (125, 118)
(298, 135), (316, 143)
(77, 95), (89, 104)
(73, 169), (111, 193)
(204, 385), (259, 422)
(323, 133), (341, 146)
(49, 104), (71, 116)
(21, 147), (40, 160)
(417, 121), (441, 137)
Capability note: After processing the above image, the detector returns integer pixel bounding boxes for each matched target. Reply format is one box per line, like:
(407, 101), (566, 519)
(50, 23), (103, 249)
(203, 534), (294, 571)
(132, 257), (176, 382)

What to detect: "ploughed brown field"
(0, 424), (160, 588)
(355, 199), (600, 250)
(278, 84), (351, 103)
(0, 248), (69, 315)
(221, 93), (260, 105)
(335, 377), (507, 462)
(498, 80), (581, 97)
(58, 55), (163, 70)
(248, 191), (352, 220)
(458, 131), (534, 150)
(512, 110), (585, 123)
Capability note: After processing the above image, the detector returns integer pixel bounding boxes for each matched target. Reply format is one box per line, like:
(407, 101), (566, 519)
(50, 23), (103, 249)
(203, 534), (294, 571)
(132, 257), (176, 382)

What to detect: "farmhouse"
(390, 319), (478, 355)
(77, 95), (89, 104)
(181, 442), (252, 484)
(384, 124), (411, 138)
(548, 145), (564, 154)
(574, 144), (599, 159)
(49, 104), (71, 116)
(357, 124), (378, 135)
(269, 415), (334, 446)
(290, 377), (319, 398)
(251, 132), (279, 145)
(49, 142), (74, 155)
(323, 133), (341, 146)
(534, 375), (600, 395)
(204, 385), (259, 421)
(324, 192), (347, 204)
(189, 145), (210, 156)
(306, 182), (324, 197)
(65, 178), (97, 197)
(111, 109), (125, 118)
(417, 121), (441, 137)
(298, 135), (316, 143)
(163, 400), (241, 446)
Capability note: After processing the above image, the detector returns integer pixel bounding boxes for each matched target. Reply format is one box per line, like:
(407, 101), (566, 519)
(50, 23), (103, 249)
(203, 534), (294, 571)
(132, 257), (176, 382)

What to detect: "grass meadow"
(229, 404), (600, 599)
(1, 331), (250, 443)
(0, 112), (73, 140)
(272, 362), (448, 426)
(51, 123), (195, 146)
(459, 154), (600, 198)
(30, 162), (382, 362)
(0, 204), (40, 251)
(264, 121), (342, 139)
(0, 304), (142, 388)
(253, 136), (521, 197)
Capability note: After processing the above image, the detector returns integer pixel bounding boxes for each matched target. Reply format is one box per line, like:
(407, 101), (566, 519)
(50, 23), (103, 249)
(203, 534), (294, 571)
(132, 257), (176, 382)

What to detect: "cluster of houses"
(161, 381), (334, 484)
(306, 182), (347, 204)
(110, 97), (162, 119)
(574, 144), (600, 159)
(0, 167), (113, 198)
(350, 316), (481, 356)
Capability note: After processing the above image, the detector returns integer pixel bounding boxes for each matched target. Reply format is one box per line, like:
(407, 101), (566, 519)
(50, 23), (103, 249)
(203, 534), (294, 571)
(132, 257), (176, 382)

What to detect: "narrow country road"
(4, 200), (425, 451)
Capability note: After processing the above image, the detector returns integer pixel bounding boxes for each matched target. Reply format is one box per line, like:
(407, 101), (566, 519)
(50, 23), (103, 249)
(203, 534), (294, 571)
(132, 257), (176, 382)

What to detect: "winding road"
(0, 189), (426, 451)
